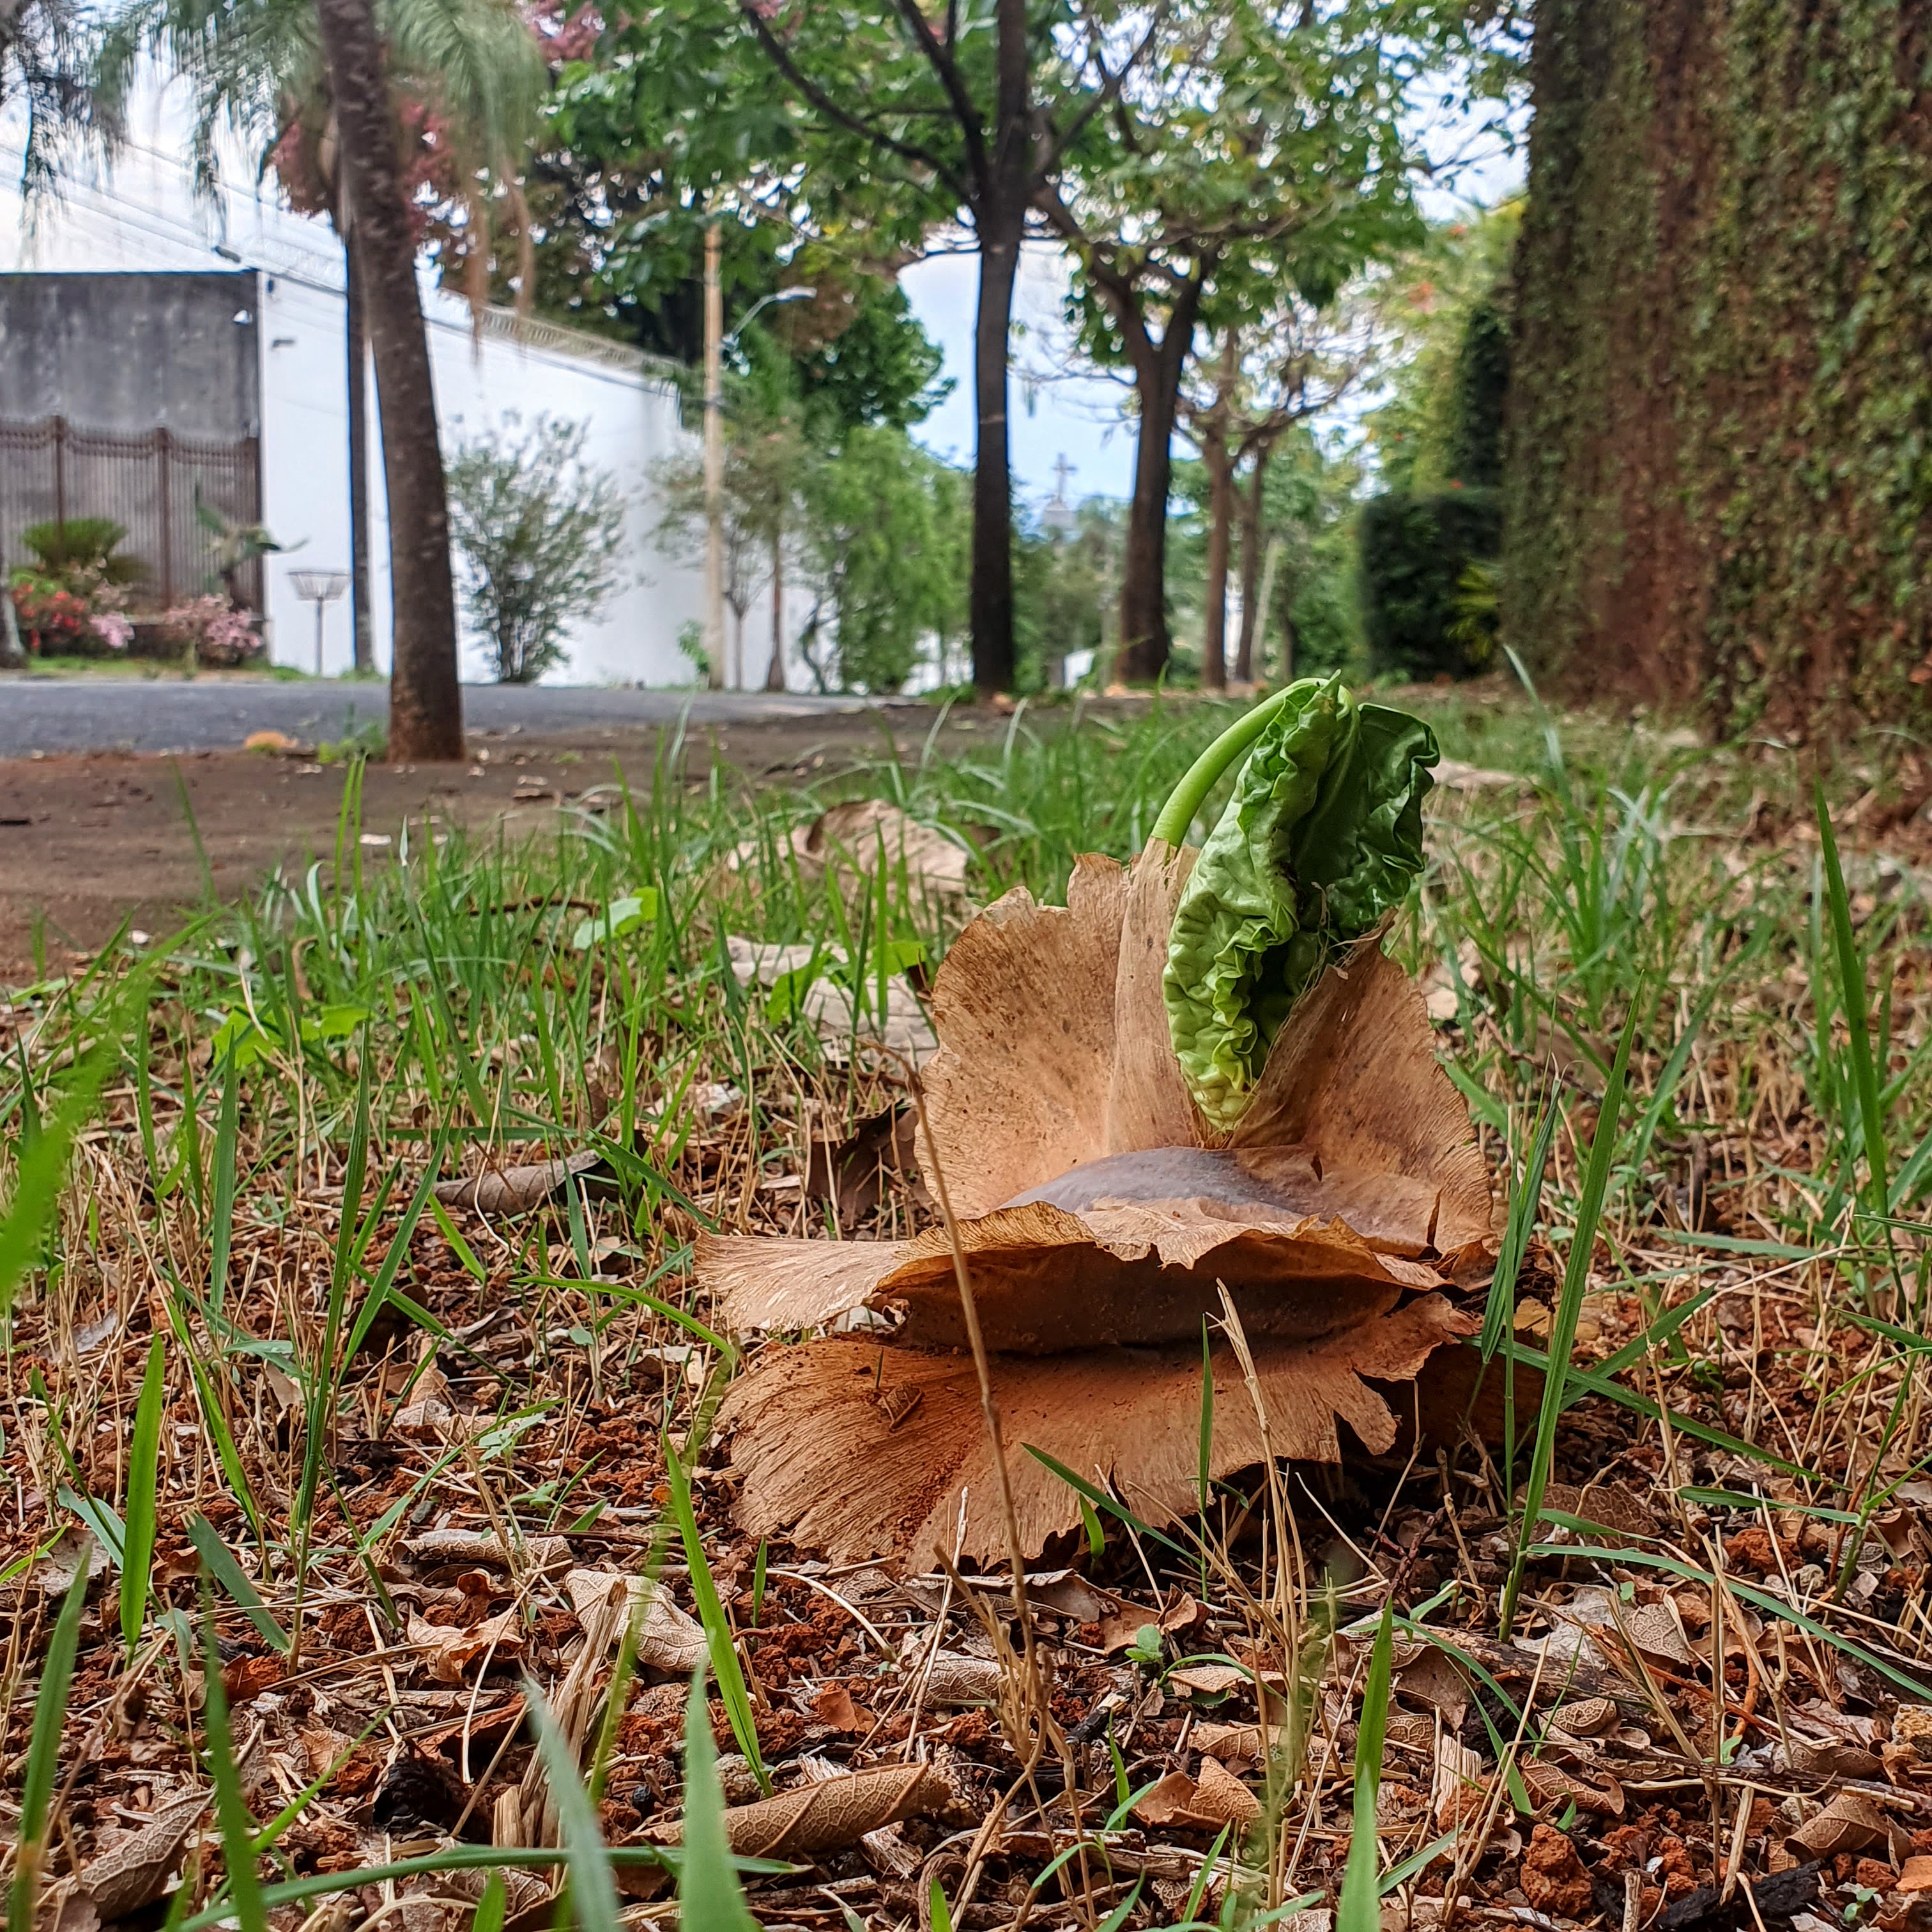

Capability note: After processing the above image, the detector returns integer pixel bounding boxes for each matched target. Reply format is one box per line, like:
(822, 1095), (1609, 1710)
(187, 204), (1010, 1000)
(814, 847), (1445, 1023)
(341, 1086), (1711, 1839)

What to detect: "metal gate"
(0, 415), (264, 608)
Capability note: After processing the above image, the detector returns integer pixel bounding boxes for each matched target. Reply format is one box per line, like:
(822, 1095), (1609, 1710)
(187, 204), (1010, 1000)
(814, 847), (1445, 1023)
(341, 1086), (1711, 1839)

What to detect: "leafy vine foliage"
(1505, 0), (1932, 728)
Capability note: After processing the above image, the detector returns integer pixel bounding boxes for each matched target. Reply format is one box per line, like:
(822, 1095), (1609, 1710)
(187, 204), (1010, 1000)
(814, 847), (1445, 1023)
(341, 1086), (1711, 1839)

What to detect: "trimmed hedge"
(1358, 487), (1501, 680)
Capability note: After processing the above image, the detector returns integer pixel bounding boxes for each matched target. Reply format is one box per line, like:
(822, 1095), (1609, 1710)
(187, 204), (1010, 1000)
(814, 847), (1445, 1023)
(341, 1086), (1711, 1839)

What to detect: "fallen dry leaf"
(1547, 1695), (1618, 1739)
(805, 1105), (926, 1229)
(1396, 1648), (1471, 1725)
(433, 1149), (605, 1215)
(31, 1526), (111, 1593)
(1384, 1711), (1436, 1754)
(730, 801), (978, 905)
(655, 1762), (957, 1858)
(1195, 1721), (1283, 1770)
(1190, 1756), (1261, 1828)
(1786, 1735), (1884, 1781)
(1131, 1761), (1258, 1832)
(810, 1682), (871, 1732)
(1520, 1757), (1623, 1818)
(797, 800), (975, 901)
(1432, 1734), (1488, 1828)
(793, 1757), (923, 1876)
(1434, 757), (1522, 792)
(564, 1569), (708, 1675)
(1167, 1662), (1248, 1698)
(52, 1788), (207, 1928)
(1133, 1770), (1215, 1830)
(407, 1611), (525, 1684)
(1787, 1791), (1896, 1860)
(406, 1528), (571, 1570)
(727, 936), (940, 1070)
(920, 1653), (1004, 1705)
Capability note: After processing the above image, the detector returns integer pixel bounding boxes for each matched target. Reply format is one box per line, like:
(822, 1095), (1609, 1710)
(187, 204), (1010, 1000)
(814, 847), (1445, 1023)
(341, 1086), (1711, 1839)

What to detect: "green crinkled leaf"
(1163, 677), (1437, 1130)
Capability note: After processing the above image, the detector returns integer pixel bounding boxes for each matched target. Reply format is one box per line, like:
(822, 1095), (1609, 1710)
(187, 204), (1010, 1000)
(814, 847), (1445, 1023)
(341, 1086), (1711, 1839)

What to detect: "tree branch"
(1038, 0), (1169, 178)
(735, 2), (970, 204)
(887, 0), (988, 191)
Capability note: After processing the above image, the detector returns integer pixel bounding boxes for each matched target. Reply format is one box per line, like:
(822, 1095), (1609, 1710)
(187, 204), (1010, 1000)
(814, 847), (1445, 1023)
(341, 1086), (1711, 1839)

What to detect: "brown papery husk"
(716, 1295), (1471, 1565)
(703, 845), (1499, 1565)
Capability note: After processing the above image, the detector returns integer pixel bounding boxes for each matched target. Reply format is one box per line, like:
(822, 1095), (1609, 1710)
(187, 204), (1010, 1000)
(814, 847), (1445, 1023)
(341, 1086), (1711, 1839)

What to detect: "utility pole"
(703, 220), (726, 690)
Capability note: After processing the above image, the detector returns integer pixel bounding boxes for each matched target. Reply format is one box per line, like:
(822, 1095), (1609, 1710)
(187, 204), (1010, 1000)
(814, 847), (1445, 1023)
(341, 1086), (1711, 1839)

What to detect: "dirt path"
(0, 703), (947, 981)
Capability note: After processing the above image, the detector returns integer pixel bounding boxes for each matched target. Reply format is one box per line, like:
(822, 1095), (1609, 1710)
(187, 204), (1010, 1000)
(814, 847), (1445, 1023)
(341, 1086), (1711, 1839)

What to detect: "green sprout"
(1154, 675), (1438, 1129)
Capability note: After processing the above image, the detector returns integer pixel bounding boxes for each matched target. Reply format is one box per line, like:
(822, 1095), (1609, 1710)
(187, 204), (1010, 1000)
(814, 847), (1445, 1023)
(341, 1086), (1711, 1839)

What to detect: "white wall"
(2, 122), (794, 687)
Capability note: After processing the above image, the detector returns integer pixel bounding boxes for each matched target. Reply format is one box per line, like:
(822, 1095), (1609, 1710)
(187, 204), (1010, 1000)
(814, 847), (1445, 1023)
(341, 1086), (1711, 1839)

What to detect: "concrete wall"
(0, 269), (261, 436)
(0, 125), (793, 687)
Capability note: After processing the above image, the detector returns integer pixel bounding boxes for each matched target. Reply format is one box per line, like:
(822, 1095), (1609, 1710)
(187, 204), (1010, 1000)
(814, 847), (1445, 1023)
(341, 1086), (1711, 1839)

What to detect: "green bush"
(21, 518), (143, 583)
(1358, 487), (1502, 680)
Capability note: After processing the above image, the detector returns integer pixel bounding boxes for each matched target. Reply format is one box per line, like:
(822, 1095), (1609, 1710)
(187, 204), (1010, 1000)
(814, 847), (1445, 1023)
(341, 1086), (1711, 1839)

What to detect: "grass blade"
(1023, 1445), (1192, 1558)
(10, 1535), (91, 1932)
(527, 1675), (623, 1932)
(1816, 779), (1893, 1251)
(664, 1438), (769, 1792)
(473, 1874), (507, 1932)
(1197, 1317), (1213, 1590)
(203, 1609), (269, 1932)
(677, 1672), (760, 1932)
(209, 1046), (238, 1312)
(120, 1333), (167, 1659)
(1499, 1002), (1639, 1639)
(0, 1041), (114, 1319)
(188, 1515), (290, 1652)
(296, 1054), (372, 1541)
(1337, 1602), (1395, 1932)
(1481, 1082), (1560, 1361)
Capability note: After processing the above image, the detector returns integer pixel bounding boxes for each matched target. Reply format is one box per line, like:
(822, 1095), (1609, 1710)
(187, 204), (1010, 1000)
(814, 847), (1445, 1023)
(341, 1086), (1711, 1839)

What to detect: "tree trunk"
(1201, 431), (1232, 691)
(765, 532), (786, 690)
(1234, 447), (1269, 682)
(1200, 333), (1238, 690)
(344, 225), (375, 676)
(969, 201), (1023, 695)
(1115, 347), (1185, 684)
(316, 0), (463, 760)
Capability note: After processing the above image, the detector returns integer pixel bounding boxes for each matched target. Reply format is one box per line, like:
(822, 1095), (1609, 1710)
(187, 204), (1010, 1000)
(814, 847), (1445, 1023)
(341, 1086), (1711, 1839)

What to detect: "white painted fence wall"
(1, 123), (786, 686)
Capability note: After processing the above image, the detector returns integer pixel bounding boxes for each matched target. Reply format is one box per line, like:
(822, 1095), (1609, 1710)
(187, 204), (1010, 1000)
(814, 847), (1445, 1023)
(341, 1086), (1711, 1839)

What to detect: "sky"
(903, 114), (1528, 512)
(901, 242), (1140, 516)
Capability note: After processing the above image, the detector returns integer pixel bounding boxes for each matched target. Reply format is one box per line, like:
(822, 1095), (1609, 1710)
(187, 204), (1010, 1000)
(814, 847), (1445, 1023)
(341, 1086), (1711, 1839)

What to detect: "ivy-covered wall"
(1504, 0), (1932, 728)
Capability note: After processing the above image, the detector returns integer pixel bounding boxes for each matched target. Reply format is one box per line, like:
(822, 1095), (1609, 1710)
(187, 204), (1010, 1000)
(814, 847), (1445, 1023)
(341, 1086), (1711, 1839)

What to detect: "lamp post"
(702, 268), (815, 689)
(291, 569), (351, 677)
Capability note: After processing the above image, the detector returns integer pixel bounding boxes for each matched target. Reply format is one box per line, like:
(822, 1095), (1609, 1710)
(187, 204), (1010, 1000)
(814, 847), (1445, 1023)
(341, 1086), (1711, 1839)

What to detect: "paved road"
(0, 678), (868, 756)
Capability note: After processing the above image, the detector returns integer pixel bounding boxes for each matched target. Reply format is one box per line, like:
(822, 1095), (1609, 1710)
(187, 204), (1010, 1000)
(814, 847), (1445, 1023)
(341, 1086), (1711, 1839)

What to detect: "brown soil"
(0, 707), (953, 982)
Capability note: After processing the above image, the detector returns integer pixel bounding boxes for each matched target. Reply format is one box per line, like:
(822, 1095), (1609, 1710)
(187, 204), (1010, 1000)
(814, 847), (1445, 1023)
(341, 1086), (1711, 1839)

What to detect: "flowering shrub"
(8, 578), (93, 654)
(8, 548), (139, 658)
(155, 595), (263, 667)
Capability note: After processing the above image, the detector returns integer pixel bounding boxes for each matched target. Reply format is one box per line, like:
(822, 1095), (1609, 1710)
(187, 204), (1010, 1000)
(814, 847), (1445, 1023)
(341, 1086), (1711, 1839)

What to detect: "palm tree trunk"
(316, 0), (463, 759)
(344, 224), (375, 677)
